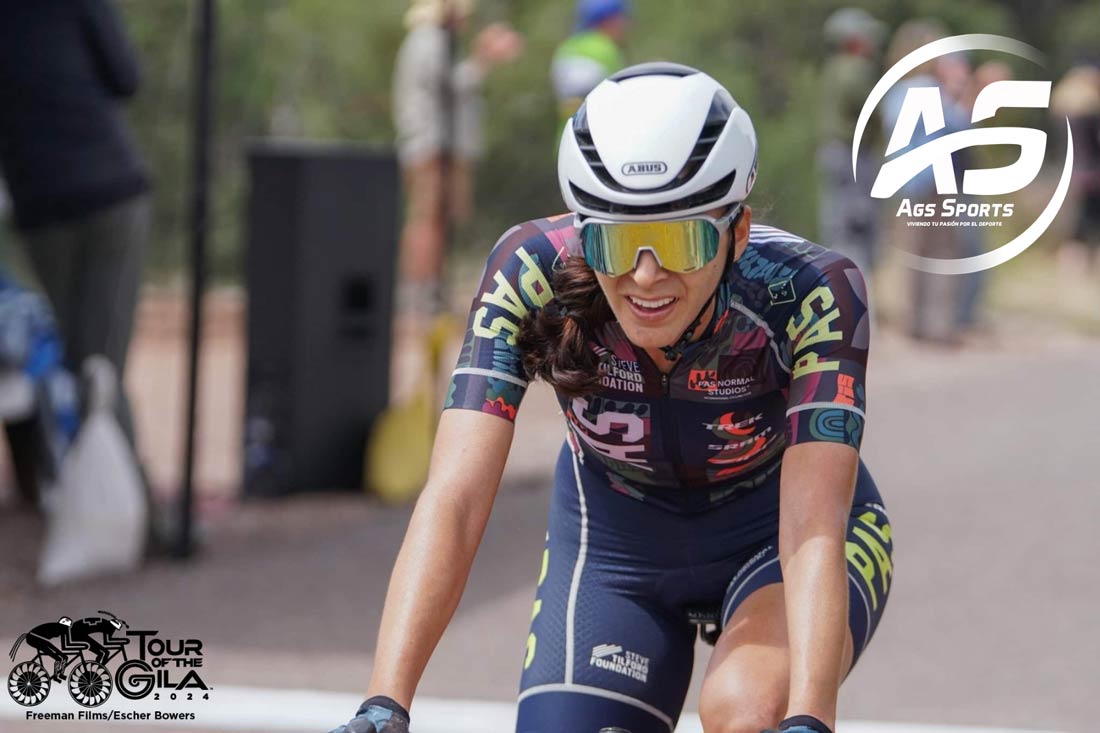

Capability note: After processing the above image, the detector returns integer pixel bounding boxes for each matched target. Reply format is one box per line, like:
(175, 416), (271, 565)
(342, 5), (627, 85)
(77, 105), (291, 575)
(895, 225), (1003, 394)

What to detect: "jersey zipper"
(648, 359), (688, 487)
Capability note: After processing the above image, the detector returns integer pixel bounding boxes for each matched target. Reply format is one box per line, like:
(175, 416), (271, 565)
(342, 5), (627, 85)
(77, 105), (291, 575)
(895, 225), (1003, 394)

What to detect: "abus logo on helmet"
(853, 34), (1075, 274)
(621, 161), (668, 176)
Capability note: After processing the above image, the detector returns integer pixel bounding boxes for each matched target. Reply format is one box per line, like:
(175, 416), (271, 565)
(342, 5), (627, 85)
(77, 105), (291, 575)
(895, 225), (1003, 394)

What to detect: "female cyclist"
(330, 62), (893, 733)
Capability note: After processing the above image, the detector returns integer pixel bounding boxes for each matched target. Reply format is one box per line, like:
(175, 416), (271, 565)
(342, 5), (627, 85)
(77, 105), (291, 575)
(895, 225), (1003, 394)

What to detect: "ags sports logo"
(853, 34), (1074, 274)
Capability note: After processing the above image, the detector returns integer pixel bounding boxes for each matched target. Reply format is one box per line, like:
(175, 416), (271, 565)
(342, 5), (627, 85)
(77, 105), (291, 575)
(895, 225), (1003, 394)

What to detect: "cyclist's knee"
(698, 698), (785, 733)
(697, 680), (785, 733)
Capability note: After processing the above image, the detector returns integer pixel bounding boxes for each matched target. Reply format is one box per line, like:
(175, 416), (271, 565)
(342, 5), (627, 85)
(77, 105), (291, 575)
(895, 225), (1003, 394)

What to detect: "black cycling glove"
(327, 696), (410, 733)
(762, 715), (833, 733)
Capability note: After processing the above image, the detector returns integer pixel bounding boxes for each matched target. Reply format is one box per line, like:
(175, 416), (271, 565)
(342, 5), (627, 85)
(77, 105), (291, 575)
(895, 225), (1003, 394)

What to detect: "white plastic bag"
(38, 356), (147, 586)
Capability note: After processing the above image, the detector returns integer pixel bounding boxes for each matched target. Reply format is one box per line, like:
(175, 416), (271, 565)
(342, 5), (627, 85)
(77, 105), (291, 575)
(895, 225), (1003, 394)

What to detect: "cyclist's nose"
(631, 250), (666, 289)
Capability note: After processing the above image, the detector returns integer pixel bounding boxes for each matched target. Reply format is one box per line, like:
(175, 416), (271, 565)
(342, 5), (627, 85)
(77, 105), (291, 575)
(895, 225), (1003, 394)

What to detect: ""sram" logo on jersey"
(621, 161), (667, 176)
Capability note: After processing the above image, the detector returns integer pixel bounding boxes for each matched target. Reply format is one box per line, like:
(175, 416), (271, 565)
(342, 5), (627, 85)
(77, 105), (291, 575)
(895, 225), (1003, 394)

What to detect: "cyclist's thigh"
(842, 502), (893, 668)
(720, 501), (894, 672)
(26, 635), (64, 661)
(85, 638), (108, 659)
(517, 446), (695, 733)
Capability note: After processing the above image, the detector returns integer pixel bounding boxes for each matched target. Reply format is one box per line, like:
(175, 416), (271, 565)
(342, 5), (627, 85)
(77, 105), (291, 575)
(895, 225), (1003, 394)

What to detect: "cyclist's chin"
(607, 292), (700, 350)
(618, 314), (688, 352)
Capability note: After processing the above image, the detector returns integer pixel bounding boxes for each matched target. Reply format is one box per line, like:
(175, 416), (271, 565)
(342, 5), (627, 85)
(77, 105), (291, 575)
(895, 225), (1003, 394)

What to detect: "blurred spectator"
(936, 53), (1006, 335)
(817, 7), (885, 278)
(0, 271), (80, 502)
(0, 0), (150, 448)
(393, 0), (523, 319)
(881, 19), (964, 343)
(551, 0), (630, 128)
(0, 267), (148, 584)
(1051, 61), (1100, 278)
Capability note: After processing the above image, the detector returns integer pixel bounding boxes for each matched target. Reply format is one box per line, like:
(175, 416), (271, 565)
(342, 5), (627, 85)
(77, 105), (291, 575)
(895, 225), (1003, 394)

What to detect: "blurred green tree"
(116, 0), (1081, 279)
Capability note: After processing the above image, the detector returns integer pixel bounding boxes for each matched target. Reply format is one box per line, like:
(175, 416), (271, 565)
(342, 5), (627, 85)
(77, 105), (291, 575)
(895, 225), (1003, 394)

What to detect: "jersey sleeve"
(783, 254), (870, 450)
(443, 222), (564, 422)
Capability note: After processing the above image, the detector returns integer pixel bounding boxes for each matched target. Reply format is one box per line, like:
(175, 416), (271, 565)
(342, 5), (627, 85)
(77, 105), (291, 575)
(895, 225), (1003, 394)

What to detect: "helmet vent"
(572, 101), (619, 189)
(608, 62), (698, 82)
(570, 170), (737, 216)
(671, 119), (724, 186)
(666, 91), (733, 187)
(575, 128), (607, 170)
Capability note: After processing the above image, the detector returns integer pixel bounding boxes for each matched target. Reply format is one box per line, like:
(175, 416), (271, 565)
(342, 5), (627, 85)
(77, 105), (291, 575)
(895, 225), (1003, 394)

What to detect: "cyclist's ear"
(736, 205), (752, 238)
(731, 206), (753, 262)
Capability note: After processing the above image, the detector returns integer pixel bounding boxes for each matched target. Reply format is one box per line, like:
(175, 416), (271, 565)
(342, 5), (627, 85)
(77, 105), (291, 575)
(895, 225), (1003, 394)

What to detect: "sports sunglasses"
(579, 205), (742, 277)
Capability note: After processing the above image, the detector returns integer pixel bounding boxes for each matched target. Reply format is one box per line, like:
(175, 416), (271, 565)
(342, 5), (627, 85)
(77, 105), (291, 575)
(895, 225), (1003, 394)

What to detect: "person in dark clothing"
(0, 0), (150, 450)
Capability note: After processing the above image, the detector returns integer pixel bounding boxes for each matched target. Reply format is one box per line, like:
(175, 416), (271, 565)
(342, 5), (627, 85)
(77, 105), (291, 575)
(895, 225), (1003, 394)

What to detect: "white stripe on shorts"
(518, 683), (674, 732)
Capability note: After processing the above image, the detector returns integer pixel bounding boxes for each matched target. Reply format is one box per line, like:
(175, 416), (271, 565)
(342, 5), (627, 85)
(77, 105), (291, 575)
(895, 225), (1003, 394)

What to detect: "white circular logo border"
(852, 34), (1074, 275)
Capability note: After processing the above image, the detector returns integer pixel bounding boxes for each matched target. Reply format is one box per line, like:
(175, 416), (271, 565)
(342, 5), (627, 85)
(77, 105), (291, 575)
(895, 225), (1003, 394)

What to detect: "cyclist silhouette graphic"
(69, 611), (130, 665)
(8, 617), (77, 682)
(9, 611), (136, 708)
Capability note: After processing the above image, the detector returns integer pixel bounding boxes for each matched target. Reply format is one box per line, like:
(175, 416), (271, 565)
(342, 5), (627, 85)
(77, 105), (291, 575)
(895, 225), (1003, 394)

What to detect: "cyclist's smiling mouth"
(592, 205), (752, 361)
(622, 292), (680, 322)
(597, 248), (720, 353)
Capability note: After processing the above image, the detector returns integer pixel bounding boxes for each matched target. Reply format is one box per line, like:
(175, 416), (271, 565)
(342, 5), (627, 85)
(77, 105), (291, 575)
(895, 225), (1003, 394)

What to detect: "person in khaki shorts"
(392, 0), (523, 317)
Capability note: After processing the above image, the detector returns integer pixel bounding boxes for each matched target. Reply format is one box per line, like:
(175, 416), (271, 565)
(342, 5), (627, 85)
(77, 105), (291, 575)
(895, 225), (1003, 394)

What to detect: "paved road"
(1, 324), (1096, 733)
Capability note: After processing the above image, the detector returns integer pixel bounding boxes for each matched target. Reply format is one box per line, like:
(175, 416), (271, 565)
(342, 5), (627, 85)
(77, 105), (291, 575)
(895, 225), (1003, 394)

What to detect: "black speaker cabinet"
(243, 141), (398, 496)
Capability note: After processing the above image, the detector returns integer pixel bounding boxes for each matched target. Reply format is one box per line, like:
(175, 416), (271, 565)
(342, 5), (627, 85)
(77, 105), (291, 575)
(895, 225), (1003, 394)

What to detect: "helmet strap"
(658, 218), (739, 362)
(660, 290), (716, 362)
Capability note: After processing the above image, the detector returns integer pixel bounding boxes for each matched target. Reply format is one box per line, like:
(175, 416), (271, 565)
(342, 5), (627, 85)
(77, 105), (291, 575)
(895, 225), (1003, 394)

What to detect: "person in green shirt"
(551, 0), (630, 127)
(817, 7), (885, 278)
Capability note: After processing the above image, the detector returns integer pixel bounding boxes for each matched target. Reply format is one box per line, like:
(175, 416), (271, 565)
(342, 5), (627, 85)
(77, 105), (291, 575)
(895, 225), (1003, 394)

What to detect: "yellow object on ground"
(365, 313), (458, 503)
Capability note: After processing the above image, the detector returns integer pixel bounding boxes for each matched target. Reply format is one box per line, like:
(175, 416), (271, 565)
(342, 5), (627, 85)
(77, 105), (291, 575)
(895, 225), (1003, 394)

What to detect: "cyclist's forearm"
(366, 484), (496, 709)
(780, 532), (847, 730)
(778, 443), (857, 731)
(58, 638), (82, 653)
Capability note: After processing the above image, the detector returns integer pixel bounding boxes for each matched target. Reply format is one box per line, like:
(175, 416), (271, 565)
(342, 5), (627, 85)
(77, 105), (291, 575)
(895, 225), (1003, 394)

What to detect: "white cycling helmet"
(558, 62), (757, 221)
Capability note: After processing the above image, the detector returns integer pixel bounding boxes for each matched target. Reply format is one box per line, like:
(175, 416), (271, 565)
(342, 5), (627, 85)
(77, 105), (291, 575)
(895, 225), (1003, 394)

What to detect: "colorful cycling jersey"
(445, 215), (870, 513)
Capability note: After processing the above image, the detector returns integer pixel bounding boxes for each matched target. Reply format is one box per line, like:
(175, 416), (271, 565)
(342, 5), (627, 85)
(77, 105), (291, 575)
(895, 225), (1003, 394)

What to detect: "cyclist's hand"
(327, 696), (410, 733)
(762, 715), (833, 733)
(472, 22), (524, 67)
